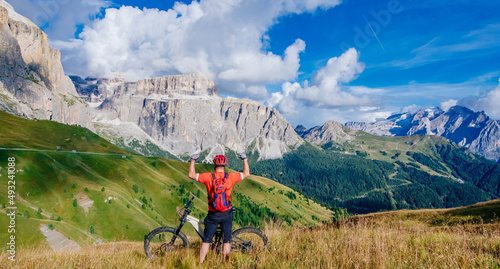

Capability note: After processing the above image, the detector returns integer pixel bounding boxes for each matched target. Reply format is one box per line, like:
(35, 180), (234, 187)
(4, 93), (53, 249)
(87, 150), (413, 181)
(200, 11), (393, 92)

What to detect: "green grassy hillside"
(0, 110), (131, 154)
(251, 131), (500, 214)
(0, 111), (331, 251)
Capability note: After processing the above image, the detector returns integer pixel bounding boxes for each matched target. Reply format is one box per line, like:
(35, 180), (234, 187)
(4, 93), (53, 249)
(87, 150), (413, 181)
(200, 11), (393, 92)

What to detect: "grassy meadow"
(1, 200), (500, 268)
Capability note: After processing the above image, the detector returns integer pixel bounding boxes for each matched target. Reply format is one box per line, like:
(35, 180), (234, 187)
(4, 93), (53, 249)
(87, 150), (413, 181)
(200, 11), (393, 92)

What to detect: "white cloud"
(220, 82), (270, 102)
(458, 79), (500, 119)
(401, 104), (421, 113)
(218, 39), (305, 83)
(268, 82), (302, 115)
(265, 48), (397, 125)
(295, 48), (371, 108)
(52, 0), (340, 96)
(313, 48), (365, 88)
(354, 110), (394, 123)
(283, 105), (395, 127)
(359, 106), (381, 112)
(269, 48), (376, 114)
(8, 0), (110, 40)
(439, 99), (458, 111)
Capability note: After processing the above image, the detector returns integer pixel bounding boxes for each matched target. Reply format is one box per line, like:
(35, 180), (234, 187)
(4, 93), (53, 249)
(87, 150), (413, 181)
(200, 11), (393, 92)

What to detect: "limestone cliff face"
(88, 74), (302, 160)
(135, 74), (217, 97)
(0, 1), (92, 128)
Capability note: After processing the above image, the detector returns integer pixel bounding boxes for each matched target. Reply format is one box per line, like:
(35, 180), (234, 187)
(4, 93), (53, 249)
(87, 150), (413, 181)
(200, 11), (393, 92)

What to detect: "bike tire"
(231, 227), (269, 253)
(144, 226), (189, 259)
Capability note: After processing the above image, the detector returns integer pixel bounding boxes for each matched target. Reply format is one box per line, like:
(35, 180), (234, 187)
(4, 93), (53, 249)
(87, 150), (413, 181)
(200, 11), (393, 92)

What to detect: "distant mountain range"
(344, 106), (500, 163)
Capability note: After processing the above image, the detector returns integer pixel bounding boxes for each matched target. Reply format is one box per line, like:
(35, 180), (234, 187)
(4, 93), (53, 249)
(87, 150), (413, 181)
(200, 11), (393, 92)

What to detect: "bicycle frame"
(184, 214), (205, 239)
(172, 197), (206, 242)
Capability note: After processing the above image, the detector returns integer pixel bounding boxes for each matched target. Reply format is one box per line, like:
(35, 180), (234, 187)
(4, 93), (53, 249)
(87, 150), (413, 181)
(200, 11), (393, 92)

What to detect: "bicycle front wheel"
(231, 227), (269, 253)
(144, 227), (189, 259)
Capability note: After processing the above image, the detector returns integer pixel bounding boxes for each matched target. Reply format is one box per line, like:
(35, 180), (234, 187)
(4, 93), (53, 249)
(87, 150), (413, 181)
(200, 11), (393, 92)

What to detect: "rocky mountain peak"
(296, 120), (353, 145)
(0, 1), (92, 128)
(295, 125), (309, 137)
(446, 105), (474, 115)
(412, 107), (440, 122)
(0, 0), (31, 25)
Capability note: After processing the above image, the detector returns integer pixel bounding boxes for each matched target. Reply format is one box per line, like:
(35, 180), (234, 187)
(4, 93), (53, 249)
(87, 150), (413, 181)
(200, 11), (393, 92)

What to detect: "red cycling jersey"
(196, 172), (243, 212)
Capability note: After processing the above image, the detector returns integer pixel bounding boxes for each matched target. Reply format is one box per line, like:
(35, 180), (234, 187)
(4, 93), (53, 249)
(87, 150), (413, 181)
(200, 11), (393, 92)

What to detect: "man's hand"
(190, 153), (199, 161)
(239, 153), (247, 160)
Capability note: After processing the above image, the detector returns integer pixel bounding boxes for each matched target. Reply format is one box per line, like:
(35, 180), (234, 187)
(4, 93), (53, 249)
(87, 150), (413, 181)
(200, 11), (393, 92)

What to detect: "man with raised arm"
(188, 153), (250, 264)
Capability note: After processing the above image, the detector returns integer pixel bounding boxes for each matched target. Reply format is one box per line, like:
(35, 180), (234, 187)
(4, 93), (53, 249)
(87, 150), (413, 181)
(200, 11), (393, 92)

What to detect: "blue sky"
(8, 0), (500, 127)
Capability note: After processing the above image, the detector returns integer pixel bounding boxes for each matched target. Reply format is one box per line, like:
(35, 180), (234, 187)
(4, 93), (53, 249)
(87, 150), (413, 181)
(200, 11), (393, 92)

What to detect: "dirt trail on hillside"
(40, 225), (81, 251)
(17, 195), (51, 218)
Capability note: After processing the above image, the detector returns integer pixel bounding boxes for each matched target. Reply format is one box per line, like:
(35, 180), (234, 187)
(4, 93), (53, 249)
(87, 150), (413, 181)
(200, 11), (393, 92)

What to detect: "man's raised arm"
(240, 153), (250, 179)
(188, 154), (198, 180)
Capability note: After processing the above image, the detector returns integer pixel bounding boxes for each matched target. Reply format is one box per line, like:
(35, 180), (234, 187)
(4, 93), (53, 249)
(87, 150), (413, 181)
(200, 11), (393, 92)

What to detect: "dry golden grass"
(1, 218), (499, 269)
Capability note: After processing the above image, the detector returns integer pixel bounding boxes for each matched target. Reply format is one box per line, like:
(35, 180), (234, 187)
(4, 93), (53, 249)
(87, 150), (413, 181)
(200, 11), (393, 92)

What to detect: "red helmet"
(213, 155), (228, 168)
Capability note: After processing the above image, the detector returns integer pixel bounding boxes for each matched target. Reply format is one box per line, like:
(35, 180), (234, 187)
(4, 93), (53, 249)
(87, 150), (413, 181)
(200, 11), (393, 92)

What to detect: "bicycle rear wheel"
(231, 227), (269, 253)
(144, 227), (189, 259)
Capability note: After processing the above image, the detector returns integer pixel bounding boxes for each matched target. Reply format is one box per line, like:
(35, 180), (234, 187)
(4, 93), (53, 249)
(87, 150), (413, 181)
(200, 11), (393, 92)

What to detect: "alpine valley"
(1, 0), (500, 256)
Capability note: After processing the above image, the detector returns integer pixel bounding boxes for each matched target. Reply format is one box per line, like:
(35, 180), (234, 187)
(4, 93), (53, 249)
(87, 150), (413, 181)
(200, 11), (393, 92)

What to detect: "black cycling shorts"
(203, 210), (233, 244)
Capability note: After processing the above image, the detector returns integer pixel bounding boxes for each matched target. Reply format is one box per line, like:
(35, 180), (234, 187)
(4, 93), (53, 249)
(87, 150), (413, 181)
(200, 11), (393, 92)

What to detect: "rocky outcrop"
(135, 74), (217, 97)
(294, 125), (309, 137)
(346, 106), (500, 162)
(0, 1), (92, 128)
(90, 74), (302, 160)
(73, 74), (218, 103)
(296, 121), (354, 145)
(70, 76), (105, 103)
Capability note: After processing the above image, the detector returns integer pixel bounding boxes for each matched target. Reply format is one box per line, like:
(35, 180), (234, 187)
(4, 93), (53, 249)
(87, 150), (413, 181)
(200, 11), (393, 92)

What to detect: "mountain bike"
(144, 196), (269, 259)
